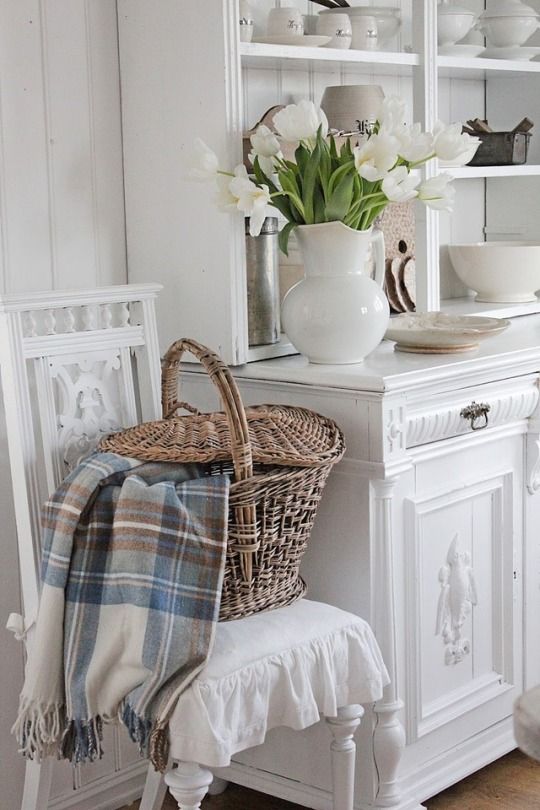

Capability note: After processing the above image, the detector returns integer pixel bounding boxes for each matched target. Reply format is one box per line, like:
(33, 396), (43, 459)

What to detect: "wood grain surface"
(124, 751), (540, 810)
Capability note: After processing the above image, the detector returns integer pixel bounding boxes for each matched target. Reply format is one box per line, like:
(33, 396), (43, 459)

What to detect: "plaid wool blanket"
(13, 452), (229, 771)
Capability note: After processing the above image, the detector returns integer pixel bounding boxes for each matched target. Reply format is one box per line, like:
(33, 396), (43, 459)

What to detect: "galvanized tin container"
(245, 217), (281, 346)
(468, 131), (532, 166)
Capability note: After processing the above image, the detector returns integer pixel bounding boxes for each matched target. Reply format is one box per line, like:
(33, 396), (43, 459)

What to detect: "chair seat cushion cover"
(168, 599), (389, 767)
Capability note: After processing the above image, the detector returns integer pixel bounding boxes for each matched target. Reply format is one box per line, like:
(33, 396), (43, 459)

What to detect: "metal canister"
(245, 217), (281, 346)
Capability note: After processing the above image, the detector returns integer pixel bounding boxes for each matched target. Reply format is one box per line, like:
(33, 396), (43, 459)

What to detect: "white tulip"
(214, 173), (237, 212)
(273, 100), (328, 143)
(250, 125), (282, 158)
(354, 131), (399, 182)
(377, 95), (407, 135)
(249, 125), (283, 175)
(432, 121), (480, 167)
(382, 166), (419, 203)
(229, 165), (271, 236)
(418, 173), (455, 211)
(395, 123), (434, 165)
(189, 138), (220, 181)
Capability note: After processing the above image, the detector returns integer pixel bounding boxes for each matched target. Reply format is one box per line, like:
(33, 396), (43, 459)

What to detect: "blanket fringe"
(11, 699), (65, 761)
(121, 703), (169, 772)
(149, 724), (170, 773)
(121, 703), (152, 754)
(61, 716), (103, 764)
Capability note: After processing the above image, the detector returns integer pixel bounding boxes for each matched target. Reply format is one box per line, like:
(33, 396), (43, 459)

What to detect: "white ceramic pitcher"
(281, 221), (390, 364)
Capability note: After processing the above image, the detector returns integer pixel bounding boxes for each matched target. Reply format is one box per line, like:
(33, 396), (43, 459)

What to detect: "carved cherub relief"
(436, 534), (478, 665)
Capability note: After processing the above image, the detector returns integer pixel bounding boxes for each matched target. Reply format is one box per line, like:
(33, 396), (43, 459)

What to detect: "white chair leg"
(140, 764), (168, 810)
(208, 775), (229, 795)
(326, 704), (364, 810)
(164, 761), (213, 810)
(21, 759), (53, 810)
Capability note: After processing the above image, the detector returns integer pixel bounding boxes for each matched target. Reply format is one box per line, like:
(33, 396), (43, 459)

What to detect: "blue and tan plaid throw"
(13, 451), (229, 771)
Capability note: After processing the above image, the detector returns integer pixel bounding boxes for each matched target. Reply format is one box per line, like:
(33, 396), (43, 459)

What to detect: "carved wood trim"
(407, 386), (538, 448)
(436, 534), (478, 666)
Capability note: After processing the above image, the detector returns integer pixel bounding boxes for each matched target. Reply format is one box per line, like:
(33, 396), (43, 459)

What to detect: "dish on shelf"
(438, 44), (485, 56)
(385, 313), (510, 354)
(319, 6), (401, 47)
(482, 45), (540, 59)
(437, 1), (477, 47)
(253, 34), (331, 47)
(448, 242), (540, 302)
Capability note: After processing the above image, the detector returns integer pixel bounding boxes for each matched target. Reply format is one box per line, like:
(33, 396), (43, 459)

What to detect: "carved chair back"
(0, 284), (162, 630)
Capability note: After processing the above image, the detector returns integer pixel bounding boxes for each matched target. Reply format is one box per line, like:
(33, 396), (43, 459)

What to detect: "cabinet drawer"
(406, 375), (539, 448)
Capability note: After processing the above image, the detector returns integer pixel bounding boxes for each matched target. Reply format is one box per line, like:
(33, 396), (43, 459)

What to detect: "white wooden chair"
(1, 284), (163, 810)
(143, 598), (388, 810)
(2, 284), (389, 810)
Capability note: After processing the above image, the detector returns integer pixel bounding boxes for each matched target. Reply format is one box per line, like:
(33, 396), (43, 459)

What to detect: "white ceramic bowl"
(448, 242), (540, 303)
(476, 14), (539, 47)
(321, 7), (401, 46)
(438, 12), (476, 45)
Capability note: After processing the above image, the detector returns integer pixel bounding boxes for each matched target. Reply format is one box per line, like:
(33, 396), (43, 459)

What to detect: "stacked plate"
(385, 313), (510, 354)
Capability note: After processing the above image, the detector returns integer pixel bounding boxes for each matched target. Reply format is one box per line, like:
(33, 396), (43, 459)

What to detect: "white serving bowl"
(448, 242), (540, 303)
(476, 14), (539, 46)
(438, 2), (476, 46)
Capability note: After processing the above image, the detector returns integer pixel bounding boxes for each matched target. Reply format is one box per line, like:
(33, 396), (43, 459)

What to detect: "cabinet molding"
(404, 471), (520, 742)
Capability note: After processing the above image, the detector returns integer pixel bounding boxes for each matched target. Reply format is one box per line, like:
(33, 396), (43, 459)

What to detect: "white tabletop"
(227, 315), (540, 395)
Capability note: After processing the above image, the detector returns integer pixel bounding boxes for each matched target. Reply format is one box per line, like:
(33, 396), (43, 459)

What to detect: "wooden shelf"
(240, 42), (419, 75)
(438, 55), (540, 79)
(449, 165), (540, 179)
(440, 297), (540, 319)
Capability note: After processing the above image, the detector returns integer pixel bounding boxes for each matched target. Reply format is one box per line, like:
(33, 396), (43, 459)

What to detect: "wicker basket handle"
(161, 338), (253, 483)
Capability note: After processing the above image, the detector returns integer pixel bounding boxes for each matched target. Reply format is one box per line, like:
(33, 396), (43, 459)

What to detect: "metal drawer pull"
(460, 401), (491, 431)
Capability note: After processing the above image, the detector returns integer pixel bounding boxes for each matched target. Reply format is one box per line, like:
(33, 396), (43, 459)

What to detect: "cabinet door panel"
(404, 435), (522, 744)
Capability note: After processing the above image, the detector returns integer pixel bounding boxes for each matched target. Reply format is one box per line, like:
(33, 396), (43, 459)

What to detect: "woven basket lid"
(100, 405), (345, 469)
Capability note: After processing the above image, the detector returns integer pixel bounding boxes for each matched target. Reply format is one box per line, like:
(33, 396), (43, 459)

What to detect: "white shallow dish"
(482, 45), (540, 59)
(438, 44), (485, 57)
(385, 313), (510, 354)
(253, 35), (331, 47)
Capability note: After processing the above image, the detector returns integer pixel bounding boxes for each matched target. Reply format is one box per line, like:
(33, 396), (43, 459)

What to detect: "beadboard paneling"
(0, 2), (127, 808)
(0, 0), (126, 293)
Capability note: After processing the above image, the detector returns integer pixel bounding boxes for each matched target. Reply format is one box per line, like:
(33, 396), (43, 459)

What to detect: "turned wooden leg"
(208, 776), (229, 795)
(140, 764), (168, 810)
(326, 704), (364, 810)
(164, 762), (213, 810)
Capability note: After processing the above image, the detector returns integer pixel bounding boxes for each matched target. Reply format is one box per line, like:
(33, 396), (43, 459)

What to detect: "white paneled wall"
(0, 2), (127, 808)
(0, 0), (126, 294)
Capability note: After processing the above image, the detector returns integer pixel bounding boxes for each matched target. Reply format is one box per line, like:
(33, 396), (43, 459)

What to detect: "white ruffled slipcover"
(168, 599), (389, 767)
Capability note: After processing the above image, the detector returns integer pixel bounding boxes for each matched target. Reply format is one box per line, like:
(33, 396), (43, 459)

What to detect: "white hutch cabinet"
(116, 1), (540, 807)
(182, 321), (540, 809)
(117, 0), (540, 363)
